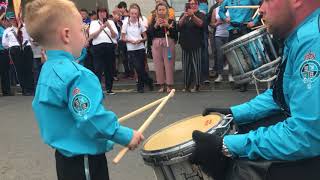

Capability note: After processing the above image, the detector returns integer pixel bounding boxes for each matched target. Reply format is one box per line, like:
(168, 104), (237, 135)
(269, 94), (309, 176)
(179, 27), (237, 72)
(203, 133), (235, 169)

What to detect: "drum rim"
(222, 34), (267, 53)
(232, 59), (279, 84)
(221, 27), (267, 51)
(140, 113), (228, 162)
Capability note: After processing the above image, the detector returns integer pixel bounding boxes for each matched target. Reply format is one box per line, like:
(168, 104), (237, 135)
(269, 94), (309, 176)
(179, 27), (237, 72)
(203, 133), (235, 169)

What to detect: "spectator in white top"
(121, 3), (154, 93)
(89, 7), (118, 95)
(2, 11), (34, 96)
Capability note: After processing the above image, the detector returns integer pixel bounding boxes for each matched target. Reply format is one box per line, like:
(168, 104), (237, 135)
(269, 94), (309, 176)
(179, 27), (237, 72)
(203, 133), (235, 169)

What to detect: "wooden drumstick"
(252, 8), (260, 20)
(113, 89), (176, 164)
(0, 12), (5, 20)
(118, 96), (166, 123)
(251, 25), (265, 30)
(226, 5), (260, 9)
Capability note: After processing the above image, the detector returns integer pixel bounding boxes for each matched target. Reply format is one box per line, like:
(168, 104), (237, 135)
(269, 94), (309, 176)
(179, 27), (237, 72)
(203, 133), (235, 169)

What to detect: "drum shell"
(151, 161), (212, 180)
(221, 28), (279, 84)
(140, 114), (232, 180)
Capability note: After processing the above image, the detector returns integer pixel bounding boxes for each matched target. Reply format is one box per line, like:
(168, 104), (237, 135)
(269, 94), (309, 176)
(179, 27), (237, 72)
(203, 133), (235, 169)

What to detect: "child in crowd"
(25, 0), (144, 179)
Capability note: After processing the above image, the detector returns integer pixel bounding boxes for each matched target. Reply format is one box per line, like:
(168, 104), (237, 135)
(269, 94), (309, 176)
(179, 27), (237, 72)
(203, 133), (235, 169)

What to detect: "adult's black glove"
(190, 130), (230, 180)
(202, 108), (232, 116)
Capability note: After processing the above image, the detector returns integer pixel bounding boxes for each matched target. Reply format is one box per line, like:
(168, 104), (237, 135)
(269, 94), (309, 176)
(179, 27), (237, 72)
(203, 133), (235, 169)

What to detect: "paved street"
(0, 90), (256, 180)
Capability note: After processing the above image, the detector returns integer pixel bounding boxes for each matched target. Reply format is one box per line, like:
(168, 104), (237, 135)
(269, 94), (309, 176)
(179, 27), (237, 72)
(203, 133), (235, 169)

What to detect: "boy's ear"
(60, 27), (71, 44)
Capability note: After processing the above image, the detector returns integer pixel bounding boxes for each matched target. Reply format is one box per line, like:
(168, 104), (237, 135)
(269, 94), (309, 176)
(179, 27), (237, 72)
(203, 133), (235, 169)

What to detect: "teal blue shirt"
(226, 9), (320, 160)
(75, 48), (87, 65)
(0, 26), (5, 50)
(199, 3), (209, 14)
(219, 0), (261, 30)
(32, 50), (133, 157)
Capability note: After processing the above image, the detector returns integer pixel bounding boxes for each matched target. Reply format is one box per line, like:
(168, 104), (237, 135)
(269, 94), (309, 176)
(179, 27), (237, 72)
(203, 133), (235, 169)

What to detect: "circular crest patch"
(72, 94), (91, 116)
(300, 60), (320, 84)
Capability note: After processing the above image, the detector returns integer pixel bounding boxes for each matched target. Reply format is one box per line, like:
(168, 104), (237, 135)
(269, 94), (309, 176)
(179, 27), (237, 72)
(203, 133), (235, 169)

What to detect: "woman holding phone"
(89, 7), (118, 95)
(178, 0), (205, 92)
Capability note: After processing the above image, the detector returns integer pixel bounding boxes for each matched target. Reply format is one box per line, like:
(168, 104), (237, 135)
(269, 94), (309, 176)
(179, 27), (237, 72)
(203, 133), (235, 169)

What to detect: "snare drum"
(141, 113), (233, 180)
(221, 27), (279, 84)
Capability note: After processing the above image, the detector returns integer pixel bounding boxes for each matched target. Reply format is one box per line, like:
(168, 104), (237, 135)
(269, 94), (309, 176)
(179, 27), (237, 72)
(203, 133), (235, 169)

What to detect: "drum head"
(143, 114), (222, 152)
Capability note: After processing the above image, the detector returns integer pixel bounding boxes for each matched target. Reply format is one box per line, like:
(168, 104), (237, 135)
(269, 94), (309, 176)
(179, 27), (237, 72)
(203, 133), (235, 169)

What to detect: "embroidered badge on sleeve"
(72, 93), (91, 116)
(300, 52), (320, 89)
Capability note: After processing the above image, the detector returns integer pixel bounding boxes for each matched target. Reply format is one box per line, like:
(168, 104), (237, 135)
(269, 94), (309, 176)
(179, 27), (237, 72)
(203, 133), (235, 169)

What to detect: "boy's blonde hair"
(24, 0), (79, 46)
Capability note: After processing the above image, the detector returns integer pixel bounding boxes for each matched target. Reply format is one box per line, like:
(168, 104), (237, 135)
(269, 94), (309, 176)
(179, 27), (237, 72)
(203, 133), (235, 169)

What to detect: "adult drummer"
(219, 0), (261, 92)
(191, 1), (320, 180)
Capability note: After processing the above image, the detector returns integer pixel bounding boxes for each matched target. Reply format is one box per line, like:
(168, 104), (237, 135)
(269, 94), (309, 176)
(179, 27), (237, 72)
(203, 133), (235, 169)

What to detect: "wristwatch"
(222, 140), (233, 158)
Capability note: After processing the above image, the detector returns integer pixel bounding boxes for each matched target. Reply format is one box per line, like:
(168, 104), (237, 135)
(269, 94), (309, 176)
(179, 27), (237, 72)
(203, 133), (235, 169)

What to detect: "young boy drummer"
(25, 0), (144, 179)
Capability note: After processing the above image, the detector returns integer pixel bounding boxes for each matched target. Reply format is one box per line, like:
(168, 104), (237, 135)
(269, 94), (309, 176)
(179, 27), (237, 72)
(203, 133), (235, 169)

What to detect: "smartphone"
(103, 17), (108, 23)
(185, 2), (191, 11)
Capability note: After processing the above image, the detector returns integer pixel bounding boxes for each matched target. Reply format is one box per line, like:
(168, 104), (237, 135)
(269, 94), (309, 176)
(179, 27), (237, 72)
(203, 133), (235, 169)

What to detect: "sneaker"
(2, 92), (14, 96)
(203, 80), (210, 84)
(158, 86), (165, 93)
(228, 74), (234, 82)
(190, 85), (200, 93)
(214, 75), (223, 82)
(137, 89), (144, 93)
(106, 91), (116, 95)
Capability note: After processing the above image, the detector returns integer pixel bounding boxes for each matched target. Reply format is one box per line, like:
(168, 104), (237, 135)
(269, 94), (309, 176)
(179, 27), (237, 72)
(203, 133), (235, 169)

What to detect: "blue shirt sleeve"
(218, 0), (228, 21)
(225, 34), (320, 160)
(231, 89), (281, 125)
(75, 48), (87, 64)
(68, 70), (133, 146)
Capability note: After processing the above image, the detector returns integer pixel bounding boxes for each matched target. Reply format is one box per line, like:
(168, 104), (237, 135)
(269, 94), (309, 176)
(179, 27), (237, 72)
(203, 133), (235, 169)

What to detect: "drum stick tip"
(169, 89), (176, 97)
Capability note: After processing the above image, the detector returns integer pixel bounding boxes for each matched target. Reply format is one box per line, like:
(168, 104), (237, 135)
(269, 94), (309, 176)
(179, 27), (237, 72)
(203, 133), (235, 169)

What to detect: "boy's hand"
(127, 130), (144, 150)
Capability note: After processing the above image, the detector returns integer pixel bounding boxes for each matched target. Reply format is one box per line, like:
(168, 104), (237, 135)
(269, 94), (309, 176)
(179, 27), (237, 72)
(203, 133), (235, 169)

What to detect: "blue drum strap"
(272, 58), (291, 117)
(84, 155), (91, 180)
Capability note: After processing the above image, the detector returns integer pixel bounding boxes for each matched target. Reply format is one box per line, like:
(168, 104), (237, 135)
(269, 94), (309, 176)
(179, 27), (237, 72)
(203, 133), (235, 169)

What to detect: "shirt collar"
(46, 50), (75, 62)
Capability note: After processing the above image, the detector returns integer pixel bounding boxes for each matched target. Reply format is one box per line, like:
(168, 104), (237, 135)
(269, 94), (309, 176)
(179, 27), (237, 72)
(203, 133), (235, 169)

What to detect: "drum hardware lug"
(219, 115), (233, 129)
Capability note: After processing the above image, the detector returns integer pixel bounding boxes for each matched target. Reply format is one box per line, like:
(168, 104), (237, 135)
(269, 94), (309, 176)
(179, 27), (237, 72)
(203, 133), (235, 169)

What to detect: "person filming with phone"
(178, 0), (205, 92)
(89, 7), (118, 95)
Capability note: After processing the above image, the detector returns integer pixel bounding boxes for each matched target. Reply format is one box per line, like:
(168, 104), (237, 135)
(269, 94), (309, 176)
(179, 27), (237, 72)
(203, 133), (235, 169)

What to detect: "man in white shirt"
(2, 12), (34, 96)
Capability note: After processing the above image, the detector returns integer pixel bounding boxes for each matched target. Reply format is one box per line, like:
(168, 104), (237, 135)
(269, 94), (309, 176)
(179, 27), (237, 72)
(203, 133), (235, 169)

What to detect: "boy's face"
(68, 12), (86, 57)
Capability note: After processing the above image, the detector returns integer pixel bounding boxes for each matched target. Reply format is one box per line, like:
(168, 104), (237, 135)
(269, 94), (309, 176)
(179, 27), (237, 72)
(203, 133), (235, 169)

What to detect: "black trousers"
(84, 47), (95, 72)
(9, 46), (34, 93)
(92, 43), (115, 92)
(127, 49), (153, 90)
(0, 50), (11, 94)
(55, 150), (109, 180)
(118, 41), (133, 76)
(230, 112), (320, 180)
(33, 58), (43, 85)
